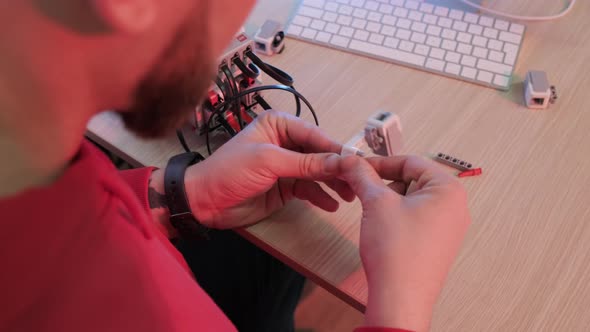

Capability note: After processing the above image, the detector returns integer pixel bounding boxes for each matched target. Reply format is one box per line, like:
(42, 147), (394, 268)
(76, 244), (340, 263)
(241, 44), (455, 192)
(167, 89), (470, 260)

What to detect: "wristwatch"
(164, 152), (209, 239)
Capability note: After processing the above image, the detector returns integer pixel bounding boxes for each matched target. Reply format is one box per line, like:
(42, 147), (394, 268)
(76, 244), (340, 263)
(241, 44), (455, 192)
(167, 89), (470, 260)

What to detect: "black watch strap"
(164, 152), (208, 239)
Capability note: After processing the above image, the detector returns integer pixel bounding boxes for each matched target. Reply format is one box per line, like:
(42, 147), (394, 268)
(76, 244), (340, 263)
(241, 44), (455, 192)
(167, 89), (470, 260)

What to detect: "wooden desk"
(87, 1), (590, 330)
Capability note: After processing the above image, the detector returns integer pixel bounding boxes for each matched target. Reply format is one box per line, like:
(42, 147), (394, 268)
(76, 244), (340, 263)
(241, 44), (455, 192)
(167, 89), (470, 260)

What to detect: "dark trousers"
(175, 230), (305, 332)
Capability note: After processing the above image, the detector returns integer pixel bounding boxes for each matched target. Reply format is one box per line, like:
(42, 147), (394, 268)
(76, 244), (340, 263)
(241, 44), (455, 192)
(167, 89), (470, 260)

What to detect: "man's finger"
(292, 180), (339, 212)
(259, 110), (342, 154)
(266, 147), (342, 180)
(324, 179), (356, 202)
(338, 156), (394, 202)
(366, 155), (456, 190)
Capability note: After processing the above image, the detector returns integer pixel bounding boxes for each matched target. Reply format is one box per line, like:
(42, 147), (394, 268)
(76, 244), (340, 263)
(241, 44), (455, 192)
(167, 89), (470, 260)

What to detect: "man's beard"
(118, 17), (213, 138)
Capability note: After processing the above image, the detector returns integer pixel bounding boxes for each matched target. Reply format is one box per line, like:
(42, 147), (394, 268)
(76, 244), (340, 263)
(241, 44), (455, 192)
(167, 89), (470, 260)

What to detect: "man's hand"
(339, 155), (471, 332)
(184, 110), (355, 229)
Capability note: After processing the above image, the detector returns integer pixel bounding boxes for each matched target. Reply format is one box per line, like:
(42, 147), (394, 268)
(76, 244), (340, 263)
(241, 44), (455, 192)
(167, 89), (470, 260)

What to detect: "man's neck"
(0, 72), (94, 198)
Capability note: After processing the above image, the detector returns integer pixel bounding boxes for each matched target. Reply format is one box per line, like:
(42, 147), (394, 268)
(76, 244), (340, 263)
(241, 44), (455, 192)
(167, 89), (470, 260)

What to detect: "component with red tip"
(458, 168), (482, 178)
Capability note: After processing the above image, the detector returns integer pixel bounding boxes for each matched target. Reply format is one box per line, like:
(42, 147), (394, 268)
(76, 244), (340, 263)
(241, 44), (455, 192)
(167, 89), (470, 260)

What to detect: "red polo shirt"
(0, 139), (409, 332)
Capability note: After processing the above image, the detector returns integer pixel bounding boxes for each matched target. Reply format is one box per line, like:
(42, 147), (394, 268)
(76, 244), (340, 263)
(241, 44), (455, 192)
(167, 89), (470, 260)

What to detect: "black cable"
(176, 129), (190, 153)
(254, 94), (272, 110)
(233, 57), (260, 80)
(221, 65), (242, 131)
(245, 50), (302, 117)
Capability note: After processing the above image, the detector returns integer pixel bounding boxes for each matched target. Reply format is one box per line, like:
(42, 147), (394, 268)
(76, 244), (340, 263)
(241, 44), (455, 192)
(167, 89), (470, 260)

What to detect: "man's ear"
(92, 0), (156, 33)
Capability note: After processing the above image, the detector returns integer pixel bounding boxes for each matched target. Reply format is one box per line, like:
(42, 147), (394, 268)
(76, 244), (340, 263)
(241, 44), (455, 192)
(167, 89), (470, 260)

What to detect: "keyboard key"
(472, 35), (488, 47)
(483, 27), (498, 39)
(287, 24), (303, 36)
(379, 4), (394, 14)
(494, 74), (510, 87)
(457, 32), (472, 43)
(510, 23), (525, 35)
(351, 0), (366, 7)
(338, 5), (354, 15)
(477, 70), (493, 83)
(445, 51), (461, 63)
(487, 39), (503, 51)
(330, 35), (351, 47)
(339, 26), (354, 36)
(426, 58), (445, 71)
(352, 18), (367, 29)
(336, 0), (350, 3)
(419, 3), (434, 14)
(304, 0), (326, 8)
(461, 55), (476, 67)
(408, 10), (423, 21)
(494, 19), (509, 31)
(323, 11), (339, 22)
(504, 42), (518, 54)
(441, 39), (457, 51)
(382, 15), (397, 26)
(311, 19), (327, 30)
(504, 53), (516, 65)
(414, 44), (430, 56)
(438, 17), (452, 28)
(434, 6), (449, 17)
(423, 14), (438, 25)
(461, 67), (477, 79)
(456, 43), (472, 55)
(464, 13), (479, 24)
(479, 16), (494, 27)
(365, 0), (379, 11)
(396, 28), (411, 40)
(293, 15), (312, 27)
(441, 28), (457, 40)
(488, 50), (504, 63)
(468, 24), (483, 35)
(367, 21), (382, 32)
(367, 11), (383, 21)
(390, 0), (404, 6)
(384, 36), (400, 48)
(349, 39), (426, 66)
(449, 9), (464, 21)
(473, 46), (488, 58)
(477, 58), (512, 75)
(430, 48), (445, 59)
(499, 31), (521, 44)
(326, 2), (339, 11)
(316, 31), (332, 42)
(369, 33), (385, 44)
(399, 40), (415, 52)
(381, 25), (396, 36)
(405, 0), (419, 10)
(302, 27), (318, 39)
(353, 8), (368, 18)
(411, 22), (426, 33)
(393, 7), (408, 18)
(397, 18), (411, 29)
(453, 21), (468, 32)
(426, 35), (442, 47)
(426, 25), (441, 36)
(325, 22), (341, 34)
(354, 29), (370, 40)
(445, 63), (461, 75)
(337, 15), (353, 25)
(410, 32), (426, 44)
(300, 6), (324, 18)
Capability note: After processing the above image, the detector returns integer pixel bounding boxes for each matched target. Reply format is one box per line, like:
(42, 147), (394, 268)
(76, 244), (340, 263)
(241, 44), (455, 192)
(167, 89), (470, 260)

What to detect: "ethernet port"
(533, 98), (545, 105)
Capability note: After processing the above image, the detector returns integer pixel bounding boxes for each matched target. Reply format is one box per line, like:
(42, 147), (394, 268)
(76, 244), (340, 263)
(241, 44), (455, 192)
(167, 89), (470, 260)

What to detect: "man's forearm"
(147, 169), (178, 239)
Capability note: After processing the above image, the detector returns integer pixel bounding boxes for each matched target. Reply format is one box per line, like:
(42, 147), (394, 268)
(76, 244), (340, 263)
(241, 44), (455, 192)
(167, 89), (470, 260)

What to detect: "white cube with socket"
(341, 111), (403, 157)
(524, 70), (558, 109)
(254, 20), (286, 56)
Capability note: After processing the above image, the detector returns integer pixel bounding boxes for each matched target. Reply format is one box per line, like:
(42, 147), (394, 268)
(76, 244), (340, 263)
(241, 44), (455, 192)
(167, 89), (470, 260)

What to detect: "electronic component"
(365, 111), (403, 157)
(254, 20), (286, 56)
(458, 168), (482, 178)
(434, 153), (473, 171)
(287, 0), (525, 90)
(524, 70), (557, 109)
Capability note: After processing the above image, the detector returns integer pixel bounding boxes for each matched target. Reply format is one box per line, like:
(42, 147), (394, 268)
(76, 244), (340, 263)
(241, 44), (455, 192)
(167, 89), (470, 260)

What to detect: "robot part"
(364, 111), (403, 157)
(524, 70), (557, 109)
(254, 20), (286, 56)
(434, 153), (473, 171)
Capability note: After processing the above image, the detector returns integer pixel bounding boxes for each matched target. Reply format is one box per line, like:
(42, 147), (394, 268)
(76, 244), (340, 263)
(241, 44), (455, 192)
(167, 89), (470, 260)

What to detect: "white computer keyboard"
(287, 0), (525, 90)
